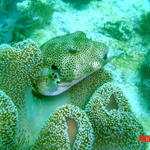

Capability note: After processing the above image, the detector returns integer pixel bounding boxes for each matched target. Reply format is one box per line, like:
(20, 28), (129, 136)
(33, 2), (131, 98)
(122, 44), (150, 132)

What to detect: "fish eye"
(56, 79), (60, 83)
(56, 80), (60, 83)
(68, 47), (78, 53)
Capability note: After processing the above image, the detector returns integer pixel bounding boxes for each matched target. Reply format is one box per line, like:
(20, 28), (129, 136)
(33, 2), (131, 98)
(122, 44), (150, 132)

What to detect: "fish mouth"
(34, 71), (96, 96)
(33, 60), (104, 96)
(38, 76), (87, 96)
(41, 84), (70, 96)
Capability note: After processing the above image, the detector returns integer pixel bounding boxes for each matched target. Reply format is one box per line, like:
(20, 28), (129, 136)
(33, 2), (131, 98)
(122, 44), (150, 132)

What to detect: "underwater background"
(0, 0), (150, 149)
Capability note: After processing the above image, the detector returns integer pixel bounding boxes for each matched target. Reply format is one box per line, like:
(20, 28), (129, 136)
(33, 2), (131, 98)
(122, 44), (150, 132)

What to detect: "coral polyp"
(33, 104), (94, 150)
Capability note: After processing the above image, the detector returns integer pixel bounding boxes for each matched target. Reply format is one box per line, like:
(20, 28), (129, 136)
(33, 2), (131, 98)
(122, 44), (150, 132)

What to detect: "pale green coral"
(69, 69), (112, 108)
(0, 39), (42, 110)
(33, 104), (94, 150)
(85, 82), (147, 150)
(0, 39), (43, 149)
(0, 90), (18, 150)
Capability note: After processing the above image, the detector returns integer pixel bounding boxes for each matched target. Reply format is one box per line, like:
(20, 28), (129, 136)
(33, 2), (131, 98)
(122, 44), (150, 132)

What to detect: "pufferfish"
(33, 31), (108, 96)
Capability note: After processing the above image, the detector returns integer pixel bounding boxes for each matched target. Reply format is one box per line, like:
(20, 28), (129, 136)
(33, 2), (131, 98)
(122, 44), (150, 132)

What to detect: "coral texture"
(0, 39), (42, 110)
(33, 104), (94, 150)
(0, 91), (18, 150)
(0, 39), (42, 149)
(85, 82), (147, 150)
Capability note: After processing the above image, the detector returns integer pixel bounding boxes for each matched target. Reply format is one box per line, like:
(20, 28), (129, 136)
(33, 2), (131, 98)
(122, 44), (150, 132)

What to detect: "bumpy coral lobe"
(0, 91), (18, 150)
(0, 40), (42, 110)
(41, 31), (107, 83)
(33, 104), (94, 150)
(85, 82), (147, 150)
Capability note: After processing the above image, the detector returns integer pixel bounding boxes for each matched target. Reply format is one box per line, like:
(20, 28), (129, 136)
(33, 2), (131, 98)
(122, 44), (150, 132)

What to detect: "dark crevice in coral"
(66, 117), (78, 147)
(106, 93), (118, 110)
